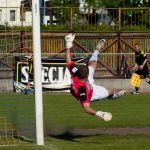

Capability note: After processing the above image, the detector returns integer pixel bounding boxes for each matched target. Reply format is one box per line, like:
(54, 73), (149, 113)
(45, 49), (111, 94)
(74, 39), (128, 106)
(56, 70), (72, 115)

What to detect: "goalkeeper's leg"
(88, 39), (106, 70)
(111, 90), (126, 98)
(90, 84), (126, 102)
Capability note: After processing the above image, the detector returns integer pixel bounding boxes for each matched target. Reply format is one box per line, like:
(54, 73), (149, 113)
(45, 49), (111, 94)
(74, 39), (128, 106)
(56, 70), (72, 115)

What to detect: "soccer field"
(0, 93), (150, 150)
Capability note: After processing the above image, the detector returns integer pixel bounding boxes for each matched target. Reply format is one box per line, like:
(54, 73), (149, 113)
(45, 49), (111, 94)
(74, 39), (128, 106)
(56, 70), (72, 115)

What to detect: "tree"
(46, 0), (79, 7)
(84, 0), (124, 8)
(84, 0), (150, 8)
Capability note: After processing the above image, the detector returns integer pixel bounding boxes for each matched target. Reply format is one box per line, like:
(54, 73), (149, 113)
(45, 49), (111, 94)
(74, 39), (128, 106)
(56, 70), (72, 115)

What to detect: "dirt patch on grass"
(48, 127), (150, 136)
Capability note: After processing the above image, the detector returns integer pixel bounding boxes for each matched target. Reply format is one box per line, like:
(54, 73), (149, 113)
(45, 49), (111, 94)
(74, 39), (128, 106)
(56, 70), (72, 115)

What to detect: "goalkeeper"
(132, 43), (150, 94)
(65, 33), (126, 122)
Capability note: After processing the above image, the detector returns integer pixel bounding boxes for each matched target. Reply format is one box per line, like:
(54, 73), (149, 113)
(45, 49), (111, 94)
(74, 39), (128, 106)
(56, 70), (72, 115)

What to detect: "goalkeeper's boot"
(112, 90), (126, 99)
(96, 39), (106, 51)
(116, 90), (126, 97)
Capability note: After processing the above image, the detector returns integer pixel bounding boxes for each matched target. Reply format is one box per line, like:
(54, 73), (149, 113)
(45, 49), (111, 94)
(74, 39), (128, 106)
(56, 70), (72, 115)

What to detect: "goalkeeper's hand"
(95, 111), (112, 121)
(65, 33), (75, 48)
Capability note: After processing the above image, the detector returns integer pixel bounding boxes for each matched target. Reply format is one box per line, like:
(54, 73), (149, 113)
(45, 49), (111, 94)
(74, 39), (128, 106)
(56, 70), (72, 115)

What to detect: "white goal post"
(32, 0), (44, 145)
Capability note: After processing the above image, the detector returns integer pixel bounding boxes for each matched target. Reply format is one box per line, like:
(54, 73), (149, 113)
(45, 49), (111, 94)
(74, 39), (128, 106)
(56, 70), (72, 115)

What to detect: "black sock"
(135, 87), (139, 92)
(149, 81), (150, 84)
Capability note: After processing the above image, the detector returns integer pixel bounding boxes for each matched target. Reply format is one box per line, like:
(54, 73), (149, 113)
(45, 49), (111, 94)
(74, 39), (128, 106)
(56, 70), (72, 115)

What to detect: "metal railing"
(0, 7), (150, 32)
(39, 7), (150, 32)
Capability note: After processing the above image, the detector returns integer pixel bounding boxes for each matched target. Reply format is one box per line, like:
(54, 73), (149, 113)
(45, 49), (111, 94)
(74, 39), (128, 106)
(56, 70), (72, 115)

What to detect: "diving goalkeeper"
(65, 33), (126, 122)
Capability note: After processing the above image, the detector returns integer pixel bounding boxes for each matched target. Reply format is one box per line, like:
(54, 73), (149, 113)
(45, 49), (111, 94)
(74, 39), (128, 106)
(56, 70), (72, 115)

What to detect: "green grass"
(0, 93), (150, 150)
(43, 93), (150, 128)
(1, 135), (150, 150)
(45, 135), (150, 150)
(0, 94), (35, 141)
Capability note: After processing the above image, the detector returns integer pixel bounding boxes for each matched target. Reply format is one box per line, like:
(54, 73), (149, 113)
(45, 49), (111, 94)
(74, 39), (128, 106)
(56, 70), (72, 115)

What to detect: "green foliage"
(12, 26), (32, 31)
(121, 25), (150, 32)
(47, 0), (79, 7)
(73, 23), (117, 32)
(1, 23), (149, 33)
(101, 0), (121, 8)
(40, 23), (150, 32)
(47, 0), (150, 8)
(0, 25), (11, 31)
(86, 0), (150, 8)
(41, 24), (70, 31)
(84, 0), (130, 8)
(0, 25), (32, 32)
(84, 0), (103, 8)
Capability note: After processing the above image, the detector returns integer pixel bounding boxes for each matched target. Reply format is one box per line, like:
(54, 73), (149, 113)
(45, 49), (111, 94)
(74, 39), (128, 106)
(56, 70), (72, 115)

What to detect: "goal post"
(32, 0), (44, 145)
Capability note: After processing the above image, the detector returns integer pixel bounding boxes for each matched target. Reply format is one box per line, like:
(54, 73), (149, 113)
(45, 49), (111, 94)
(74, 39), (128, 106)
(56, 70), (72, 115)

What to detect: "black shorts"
(136, 65), (149, 78)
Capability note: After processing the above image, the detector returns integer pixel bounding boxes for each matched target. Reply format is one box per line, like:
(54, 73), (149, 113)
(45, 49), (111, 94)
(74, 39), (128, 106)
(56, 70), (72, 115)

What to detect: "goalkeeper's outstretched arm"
(65, 33), (75, 65)
(66, 48), (71, 65)
(83, 103), (112, 122)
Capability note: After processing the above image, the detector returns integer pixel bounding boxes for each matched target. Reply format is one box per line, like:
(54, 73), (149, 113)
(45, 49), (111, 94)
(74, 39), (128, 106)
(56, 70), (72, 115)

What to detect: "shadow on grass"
(49, 130), (103, 143)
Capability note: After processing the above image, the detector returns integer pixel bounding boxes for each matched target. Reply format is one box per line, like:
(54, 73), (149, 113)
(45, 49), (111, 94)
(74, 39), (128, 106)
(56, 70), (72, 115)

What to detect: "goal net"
(0, 0), (35, 145)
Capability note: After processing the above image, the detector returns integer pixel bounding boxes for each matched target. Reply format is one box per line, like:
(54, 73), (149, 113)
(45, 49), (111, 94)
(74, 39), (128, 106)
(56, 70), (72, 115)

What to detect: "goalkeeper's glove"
(95, 111), (112, 122)
(65, 33), (75, 48)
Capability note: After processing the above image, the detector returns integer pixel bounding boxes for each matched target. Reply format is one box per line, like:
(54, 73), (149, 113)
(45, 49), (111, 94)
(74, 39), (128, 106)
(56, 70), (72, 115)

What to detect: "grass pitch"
(0, 93), (150, 150)
(43, 93), (150, 128)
